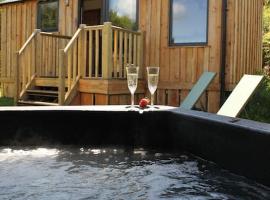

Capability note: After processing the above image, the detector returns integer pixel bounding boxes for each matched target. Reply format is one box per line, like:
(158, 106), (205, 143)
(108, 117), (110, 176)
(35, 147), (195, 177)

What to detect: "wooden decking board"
(27, 89), (58, 95)
(18, 100), (58, 106)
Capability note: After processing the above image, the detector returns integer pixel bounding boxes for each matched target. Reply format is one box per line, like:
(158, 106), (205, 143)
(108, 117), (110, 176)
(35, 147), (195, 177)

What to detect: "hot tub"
(0, 106), (269, 199)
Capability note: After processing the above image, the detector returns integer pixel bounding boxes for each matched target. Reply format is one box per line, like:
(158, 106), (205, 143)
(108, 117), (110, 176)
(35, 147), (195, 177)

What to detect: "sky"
(172, 0), (208, 43)
(109, 0), (137, 21)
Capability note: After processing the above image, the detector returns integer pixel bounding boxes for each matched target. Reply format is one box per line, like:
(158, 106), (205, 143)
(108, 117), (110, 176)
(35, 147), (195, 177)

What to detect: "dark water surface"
(0, 147), (269, 200)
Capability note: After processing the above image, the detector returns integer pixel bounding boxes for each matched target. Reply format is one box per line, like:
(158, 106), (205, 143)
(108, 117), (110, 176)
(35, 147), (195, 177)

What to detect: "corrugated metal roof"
(0, 0), (23, 5)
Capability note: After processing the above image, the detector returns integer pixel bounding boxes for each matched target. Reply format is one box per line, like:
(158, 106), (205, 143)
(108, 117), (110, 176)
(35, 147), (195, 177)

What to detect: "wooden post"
(14, 52), (19, 106)
(137, 31), (144, 79)
(58, 49), (66, 105)
(79, 24), (86, 78)
(102, 22), (113, 79)
(35, 29), (41, 77)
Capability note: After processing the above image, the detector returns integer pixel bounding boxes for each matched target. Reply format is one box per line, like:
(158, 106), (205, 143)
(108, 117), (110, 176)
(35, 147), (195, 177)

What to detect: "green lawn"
(0, 97), (14, 106)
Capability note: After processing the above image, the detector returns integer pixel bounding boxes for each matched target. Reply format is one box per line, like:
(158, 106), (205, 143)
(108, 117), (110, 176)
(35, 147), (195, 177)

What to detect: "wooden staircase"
(14, 23), (143, 106)
(17, 77), (65, 106)
(18, 87), (59, 106)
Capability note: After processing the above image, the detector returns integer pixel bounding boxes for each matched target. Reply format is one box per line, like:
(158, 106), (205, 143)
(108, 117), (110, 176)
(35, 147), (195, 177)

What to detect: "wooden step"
(27, 89), (58, 95)
(35, 77), (68, 87)
(18, 100), (58, 106)
(26, 89), (58, 98)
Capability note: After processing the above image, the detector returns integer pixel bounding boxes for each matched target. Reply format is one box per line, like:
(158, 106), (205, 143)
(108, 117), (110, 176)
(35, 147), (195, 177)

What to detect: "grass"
(0, 97), (14, 106)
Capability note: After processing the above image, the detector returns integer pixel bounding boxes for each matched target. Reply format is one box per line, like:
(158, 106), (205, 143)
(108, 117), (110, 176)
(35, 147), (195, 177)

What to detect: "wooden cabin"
(0, 0), (263, 112)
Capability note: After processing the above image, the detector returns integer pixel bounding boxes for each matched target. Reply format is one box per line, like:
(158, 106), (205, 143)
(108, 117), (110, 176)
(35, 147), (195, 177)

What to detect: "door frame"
(78, 0), (107, 26)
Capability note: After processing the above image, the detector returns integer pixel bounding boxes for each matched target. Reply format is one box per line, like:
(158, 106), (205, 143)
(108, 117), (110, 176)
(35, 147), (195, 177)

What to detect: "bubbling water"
(0, 147), (269, 200)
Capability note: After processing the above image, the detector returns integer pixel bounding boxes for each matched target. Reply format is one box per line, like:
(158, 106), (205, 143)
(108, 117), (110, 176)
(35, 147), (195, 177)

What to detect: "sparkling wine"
(127, 73), (138, 94)
(148, 74), (159, 94)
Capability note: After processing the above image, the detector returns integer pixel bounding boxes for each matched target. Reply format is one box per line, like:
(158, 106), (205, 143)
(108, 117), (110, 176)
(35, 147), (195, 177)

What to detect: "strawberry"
(139, 98), (150, 108)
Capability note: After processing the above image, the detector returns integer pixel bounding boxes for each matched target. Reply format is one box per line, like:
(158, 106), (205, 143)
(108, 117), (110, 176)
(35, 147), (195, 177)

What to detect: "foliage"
(240, 69), (270, 123)
(40, 2), (58, 30)
(109, 11), (137, 31)
(0, 97), (14, 106)
(263, 0), (270, 66)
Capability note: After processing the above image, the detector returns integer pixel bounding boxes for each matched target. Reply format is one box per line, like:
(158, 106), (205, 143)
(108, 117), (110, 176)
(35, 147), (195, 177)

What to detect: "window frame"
(104, 0), (139, 31)
(37, 0), (59, 32)
(169, 0), (209, 46)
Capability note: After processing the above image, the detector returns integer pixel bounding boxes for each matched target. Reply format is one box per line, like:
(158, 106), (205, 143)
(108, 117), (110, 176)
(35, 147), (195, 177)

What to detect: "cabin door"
(82, 9), (101, 26)
(80, 0), (104, 76)
(80, 0), (103, 26)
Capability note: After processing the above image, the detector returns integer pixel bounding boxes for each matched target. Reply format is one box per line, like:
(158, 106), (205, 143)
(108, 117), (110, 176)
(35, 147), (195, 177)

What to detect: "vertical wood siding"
(0, 0), (79, 97)
(139, 0), (222, 112)
(0, 0), (263, 111)
(225, 0), (263, 91)
(0, 0), (36, 96)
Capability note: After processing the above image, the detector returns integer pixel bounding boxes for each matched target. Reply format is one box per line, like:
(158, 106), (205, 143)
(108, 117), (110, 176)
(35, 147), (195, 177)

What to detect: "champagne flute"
(147, 66), (159, 107)
(126, 65), (139, 108)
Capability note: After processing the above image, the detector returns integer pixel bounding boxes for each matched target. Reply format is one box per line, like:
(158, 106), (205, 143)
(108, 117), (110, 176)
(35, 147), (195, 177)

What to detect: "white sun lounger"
(217, 74), (264, 118)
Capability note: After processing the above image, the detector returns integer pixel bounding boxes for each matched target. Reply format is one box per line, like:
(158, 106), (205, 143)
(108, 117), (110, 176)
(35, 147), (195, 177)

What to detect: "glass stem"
(131, 93), (135, 107)
(151, 93), (154, 106)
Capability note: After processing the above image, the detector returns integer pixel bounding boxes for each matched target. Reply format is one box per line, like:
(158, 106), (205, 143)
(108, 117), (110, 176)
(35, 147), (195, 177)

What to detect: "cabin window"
(169, 0), (208, 45)
(37, 0), (59, 32)
(107, 0), (138, 30)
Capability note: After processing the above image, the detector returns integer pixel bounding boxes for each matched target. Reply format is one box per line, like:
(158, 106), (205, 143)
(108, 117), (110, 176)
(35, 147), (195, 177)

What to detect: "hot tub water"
(0, 147), (269, 200)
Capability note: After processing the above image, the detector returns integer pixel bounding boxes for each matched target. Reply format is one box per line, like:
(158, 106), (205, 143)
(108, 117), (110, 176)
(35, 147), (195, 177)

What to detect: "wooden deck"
(12, 22), (144, 106)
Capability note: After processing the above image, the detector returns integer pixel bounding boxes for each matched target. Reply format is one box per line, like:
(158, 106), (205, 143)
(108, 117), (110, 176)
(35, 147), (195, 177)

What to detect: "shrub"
(0, 97), (14, 106)
(240, 70), (270, 123)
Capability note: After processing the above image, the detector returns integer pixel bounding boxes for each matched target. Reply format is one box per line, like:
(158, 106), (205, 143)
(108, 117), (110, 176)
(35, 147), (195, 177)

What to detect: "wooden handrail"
(40, 32), (72, 40)
(64, 28), (83, 53)
(84, 25), (104, 30)
(18, 29), (40, 55)
(111, 26), (141, 35)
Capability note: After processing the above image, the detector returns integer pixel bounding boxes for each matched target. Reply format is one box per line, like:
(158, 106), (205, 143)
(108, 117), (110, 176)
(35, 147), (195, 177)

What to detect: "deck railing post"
(138, 31), (144, 79)
(79, 24), (86, 78)
(102, 22), (113, 79)
(35, 29), (41, 77)
(58, 49), (66, 105)
(14, 52), (19, 106)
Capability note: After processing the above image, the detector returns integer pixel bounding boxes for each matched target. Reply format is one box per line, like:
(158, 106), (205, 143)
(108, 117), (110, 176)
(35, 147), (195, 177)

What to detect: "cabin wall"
(139, 0), (222, 112)
(58, 0), (79, 36)
(225, 0), (263, 91)
(0, 0), (264, 110)
(0, 0), (36, 97)
(0, 0), (79, 97)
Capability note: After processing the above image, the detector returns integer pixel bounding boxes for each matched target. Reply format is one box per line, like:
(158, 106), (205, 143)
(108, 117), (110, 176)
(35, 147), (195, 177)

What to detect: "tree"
(263, 0), (270, 66)
(109, 11), (137, 31)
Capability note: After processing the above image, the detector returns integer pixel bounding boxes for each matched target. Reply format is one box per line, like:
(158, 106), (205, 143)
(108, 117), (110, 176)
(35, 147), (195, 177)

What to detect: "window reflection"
(108, 0), (138, 30)
(170, 0), (208, 45)
(38, 1), (58, 32)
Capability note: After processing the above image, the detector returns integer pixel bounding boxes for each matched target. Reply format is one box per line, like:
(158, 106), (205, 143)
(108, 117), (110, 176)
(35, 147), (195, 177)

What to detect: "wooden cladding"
(1, 0), (36, 80)
(0, 0), (264, 110)
(0, 0), (78, 97)
(38, 33), (70, 77)
(139, 0), (222, 112)
(225, 0), (263, 90)
(139, 0), (263, 111)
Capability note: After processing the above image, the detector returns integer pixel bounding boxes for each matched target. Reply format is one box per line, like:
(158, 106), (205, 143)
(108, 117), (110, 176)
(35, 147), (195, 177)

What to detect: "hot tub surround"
(0, 106), (269, 187)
